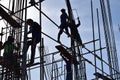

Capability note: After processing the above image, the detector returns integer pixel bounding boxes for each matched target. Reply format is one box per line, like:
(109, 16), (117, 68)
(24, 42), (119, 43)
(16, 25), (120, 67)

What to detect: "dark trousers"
(58, 26), (69, 41)
(66, 62), (72, 80)
(74, 33), (83, 45)
(26, 39), (37, 64)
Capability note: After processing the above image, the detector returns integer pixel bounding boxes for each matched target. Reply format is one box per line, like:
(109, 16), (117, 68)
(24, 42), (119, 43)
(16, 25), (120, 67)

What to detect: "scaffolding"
(0, 0), (120, 80)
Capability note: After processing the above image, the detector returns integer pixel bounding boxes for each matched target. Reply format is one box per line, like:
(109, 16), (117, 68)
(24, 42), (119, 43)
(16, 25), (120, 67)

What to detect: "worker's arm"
(0, 41), (3, 50)
(13, 42), (21, 50)
(76, 17), (81, 27)
(60, 54), (68, 63)
(27, 26), (32, 34)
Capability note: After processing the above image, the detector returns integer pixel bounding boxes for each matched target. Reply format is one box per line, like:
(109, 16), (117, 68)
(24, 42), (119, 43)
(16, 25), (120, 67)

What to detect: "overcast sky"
(0, 0), (120, 80)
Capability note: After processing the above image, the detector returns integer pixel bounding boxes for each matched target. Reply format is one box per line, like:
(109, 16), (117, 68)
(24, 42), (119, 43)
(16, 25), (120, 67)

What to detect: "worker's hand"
(60, 52), (62, 55)
(17, 42), (21, 47)
(58, 26), (60, 29)
(77, 17), (79, 20)
(77, 17), (81, 25)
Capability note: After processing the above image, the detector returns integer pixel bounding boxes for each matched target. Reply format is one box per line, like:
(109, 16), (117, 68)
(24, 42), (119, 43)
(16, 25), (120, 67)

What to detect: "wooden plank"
(26, 62), (40, 67)
(0, 6), (21, 28)
(94, 72), (115, 80)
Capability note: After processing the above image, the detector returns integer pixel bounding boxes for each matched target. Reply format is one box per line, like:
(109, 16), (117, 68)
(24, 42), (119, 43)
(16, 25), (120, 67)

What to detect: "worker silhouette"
(70, 18), (84, 47)
(29, 0), (36, 5)
(2, 36), (20, 63)
(60, 53), (73, 80)
(57, 8), (70, 43)
(1, 36), (21, 77)
(26, 19), (41, 65)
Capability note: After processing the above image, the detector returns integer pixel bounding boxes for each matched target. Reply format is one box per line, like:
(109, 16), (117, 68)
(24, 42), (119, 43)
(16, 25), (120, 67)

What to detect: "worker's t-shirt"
(29, 22), (41, 43)
(3, 41), (17, 54)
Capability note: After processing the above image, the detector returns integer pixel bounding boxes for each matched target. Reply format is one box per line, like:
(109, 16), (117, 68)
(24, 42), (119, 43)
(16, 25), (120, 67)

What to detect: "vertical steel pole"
(40, 38), (44, 80)
(99, 0), (113, 78)
(21, 0), (28, 80)
(39, 0), (44, 80)
(96, 8), (104, 75)
(91, 0), (97, 74)
(106, 0), (120, 79)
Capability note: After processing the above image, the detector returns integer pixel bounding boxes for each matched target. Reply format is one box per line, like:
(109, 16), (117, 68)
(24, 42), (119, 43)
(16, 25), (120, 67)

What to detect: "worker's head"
(26, 19), (33, 25)
(61, 8), (65, 13)
(8, 36), (14, 42)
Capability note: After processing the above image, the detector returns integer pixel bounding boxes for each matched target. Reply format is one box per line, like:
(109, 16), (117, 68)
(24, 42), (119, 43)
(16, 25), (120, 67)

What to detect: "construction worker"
(60, 53), (73, 80)
(57, 8), (70, 43)
(70, 17), (84, 47)
(26, 19), (41, 65)
(2, 36), (20, 65)
(1, 36), (21, 77)
(29, 0), (36, 5)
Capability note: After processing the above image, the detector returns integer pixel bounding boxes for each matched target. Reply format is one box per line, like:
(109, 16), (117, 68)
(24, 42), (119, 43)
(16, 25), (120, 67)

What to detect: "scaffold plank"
(94, 72), (115, 80)
(0, 6), (21, 28)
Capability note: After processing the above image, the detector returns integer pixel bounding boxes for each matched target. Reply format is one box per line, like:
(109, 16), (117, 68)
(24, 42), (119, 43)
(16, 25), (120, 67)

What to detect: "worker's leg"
(66, 62), (73, 80)
(57, 28), (63, 42)
(76, 33), (84, 47)
(3, 52), (13, 63)
(24, 41), (31, 54)
(13, 54), (20, 76)
(65, 26), (70, 36)
(66, 72), (72, 80)
(30, 39), (37, 64)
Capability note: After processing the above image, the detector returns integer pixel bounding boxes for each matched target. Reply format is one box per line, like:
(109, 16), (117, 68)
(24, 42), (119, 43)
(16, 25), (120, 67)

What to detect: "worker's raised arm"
(76, 17), (81, 27)
(0, 41), (3, 50)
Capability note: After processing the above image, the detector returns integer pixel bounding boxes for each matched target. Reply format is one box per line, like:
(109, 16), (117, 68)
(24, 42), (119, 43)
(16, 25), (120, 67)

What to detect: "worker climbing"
(57, 8), (70, 43)
(70, 18), (84, 47)
(61, 54), (73, 80)
(55, 45), (79, 80)
(26, 19), (41, 66)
